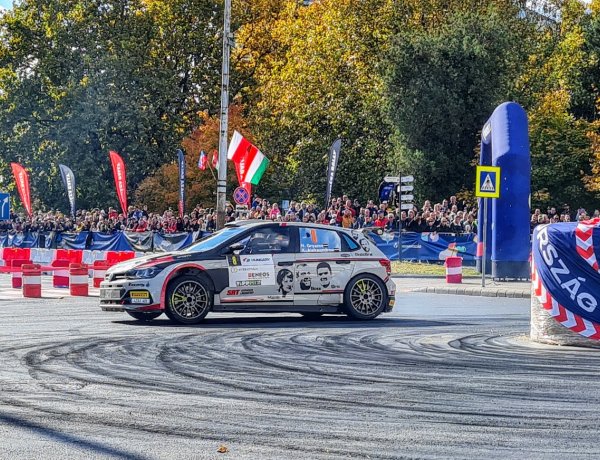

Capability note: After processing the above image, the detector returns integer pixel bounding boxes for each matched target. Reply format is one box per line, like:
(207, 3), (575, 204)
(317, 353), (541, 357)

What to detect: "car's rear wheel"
(166, 274), (212, 324)
(126, 311), (162, 321)
(343, 274), (387, 320)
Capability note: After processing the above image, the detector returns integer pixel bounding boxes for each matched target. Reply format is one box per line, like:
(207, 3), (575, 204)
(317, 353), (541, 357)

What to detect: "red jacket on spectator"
(374, 217), (388, 228)
(135, 220), (148, 232)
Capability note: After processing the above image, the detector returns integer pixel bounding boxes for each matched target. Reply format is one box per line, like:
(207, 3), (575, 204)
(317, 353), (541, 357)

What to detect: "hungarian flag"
(198, 150), (208, 170)
(109, 150), (128, 214)
(227, 131), (269, 185)
(10, 162), (32, 217)
(211, 150), (219, 171)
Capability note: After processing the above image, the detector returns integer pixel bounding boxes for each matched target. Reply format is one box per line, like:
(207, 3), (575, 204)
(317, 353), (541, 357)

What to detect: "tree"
(384, 4), (533, 202)
(235, 0), (394, 204)
(518, 0), (599, 209)
(0, 0), (222, 212)
(134, 104), (250, 212)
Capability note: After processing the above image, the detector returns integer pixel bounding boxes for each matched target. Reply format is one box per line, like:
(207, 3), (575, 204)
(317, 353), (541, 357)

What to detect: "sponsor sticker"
(130, 291), (150, 299)
(228, 255), (275, 286)
(236, 280), (262, 287)
(225, 289), (254, 296)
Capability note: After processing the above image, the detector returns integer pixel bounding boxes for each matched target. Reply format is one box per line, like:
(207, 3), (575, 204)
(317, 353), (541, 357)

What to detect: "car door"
(219, 225), (296, 305)
(294, 227), (356, 306)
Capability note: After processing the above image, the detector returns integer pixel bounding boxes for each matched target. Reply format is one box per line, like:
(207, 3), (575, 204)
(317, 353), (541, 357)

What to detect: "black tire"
(126, 311), (163, 321)
(300, 312), (324, 320)
(343, 274), (388, 320)
(165, 274), (213, 324)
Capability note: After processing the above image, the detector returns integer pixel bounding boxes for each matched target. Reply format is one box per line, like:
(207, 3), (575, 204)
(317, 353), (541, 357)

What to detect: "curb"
(411, 286), (530, 298)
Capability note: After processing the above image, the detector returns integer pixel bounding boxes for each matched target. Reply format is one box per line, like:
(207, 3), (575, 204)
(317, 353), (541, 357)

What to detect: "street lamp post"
(216, 0), (231, 230)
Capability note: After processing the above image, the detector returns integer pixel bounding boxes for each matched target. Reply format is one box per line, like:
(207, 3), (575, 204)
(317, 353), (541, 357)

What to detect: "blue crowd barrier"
(0, 230), (477, 262)
(370, 231), (477, 262)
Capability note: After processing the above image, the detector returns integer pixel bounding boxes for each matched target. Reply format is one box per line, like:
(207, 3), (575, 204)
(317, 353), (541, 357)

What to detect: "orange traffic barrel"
(69, 263), (89, 296)
(22, 264), (42, 298)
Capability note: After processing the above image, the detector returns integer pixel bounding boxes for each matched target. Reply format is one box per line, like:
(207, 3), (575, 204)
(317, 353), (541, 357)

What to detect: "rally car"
(99, 221), (395, 324)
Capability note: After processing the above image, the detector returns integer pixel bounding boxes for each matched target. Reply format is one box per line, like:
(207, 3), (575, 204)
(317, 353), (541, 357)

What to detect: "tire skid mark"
(3, 323), (600, 457)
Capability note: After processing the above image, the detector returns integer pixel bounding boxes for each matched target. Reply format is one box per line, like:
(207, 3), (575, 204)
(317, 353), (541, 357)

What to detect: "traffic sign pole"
(475, 165), (501, 286)
(385, 171), (415, 263)
(397, 171), (402, 263)
(482, 198), (487, 288)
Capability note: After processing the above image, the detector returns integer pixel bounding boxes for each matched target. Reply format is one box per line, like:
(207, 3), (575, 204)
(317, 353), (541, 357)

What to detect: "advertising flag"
(227, 130), (269, 185)
(108, 150), (128, 214)
(10, 162), (32, 217)
(324, 139), (341, 208)
(177, 149), (186, 218)
(59, 164), (76, 216)
(198, 150), (208, 170)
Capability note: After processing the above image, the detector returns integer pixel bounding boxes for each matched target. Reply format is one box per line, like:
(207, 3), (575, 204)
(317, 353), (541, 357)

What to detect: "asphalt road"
(0, 287), (598, 459)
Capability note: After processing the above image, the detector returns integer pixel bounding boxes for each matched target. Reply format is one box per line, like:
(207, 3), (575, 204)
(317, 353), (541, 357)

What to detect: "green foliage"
(236, 0), (394, 204)
(518, 1), (599, 209)
(0, 0), (222, 212)
(384, 5), (532, 201)
(1, 0), (600, 214)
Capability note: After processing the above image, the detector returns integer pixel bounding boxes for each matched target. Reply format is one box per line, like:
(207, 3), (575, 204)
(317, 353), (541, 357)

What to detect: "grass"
(391, 261), (480, 276)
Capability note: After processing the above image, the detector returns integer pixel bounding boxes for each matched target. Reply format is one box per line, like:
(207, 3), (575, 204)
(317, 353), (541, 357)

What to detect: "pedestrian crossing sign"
(475, 166), (501, 198)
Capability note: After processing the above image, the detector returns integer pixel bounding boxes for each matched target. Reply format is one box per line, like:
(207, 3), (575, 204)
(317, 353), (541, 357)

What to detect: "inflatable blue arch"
(477, 102), (531, 279)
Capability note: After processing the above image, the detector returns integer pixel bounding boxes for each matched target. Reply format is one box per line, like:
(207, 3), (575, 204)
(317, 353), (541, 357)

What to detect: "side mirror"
(226, 242), (245, 254)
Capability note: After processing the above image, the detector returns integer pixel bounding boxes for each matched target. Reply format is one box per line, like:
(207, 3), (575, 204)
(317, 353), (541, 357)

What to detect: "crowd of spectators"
(0, 193), (480, 235)
(3, 194), (595, 237)
(253, 194), (479, 234)
(0, 205), (218, 234)
(530, 205), (600, 231)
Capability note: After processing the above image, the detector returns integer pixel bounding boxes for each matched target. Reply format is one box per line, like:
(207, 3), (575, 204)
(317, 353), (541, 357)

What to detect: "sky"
(0, 0), (11, 9)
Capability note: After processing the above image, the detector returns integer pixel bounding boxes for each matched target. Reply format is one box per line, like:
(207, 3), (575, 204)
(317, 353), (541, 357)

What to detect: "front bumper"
(99, 278), (162, 312)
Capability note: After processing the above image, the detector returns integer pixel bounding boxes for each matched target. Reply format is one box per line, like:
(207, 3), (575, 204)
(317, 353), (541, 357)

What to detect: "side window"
(341, 233), (360, 251)
(238, 227), (291, 254)
(299, 227), (341, 253)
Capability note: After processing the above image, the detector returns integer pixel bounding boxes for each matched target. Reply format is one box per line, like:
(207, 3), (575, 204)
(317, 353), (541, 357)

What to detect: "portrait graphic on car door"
(294, 228), (355, 304)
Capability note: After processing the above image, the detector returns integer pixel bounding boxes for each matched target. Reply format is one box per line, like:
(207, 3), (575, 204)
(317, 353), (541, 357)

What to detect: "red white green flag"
(227, 131), (269, 185)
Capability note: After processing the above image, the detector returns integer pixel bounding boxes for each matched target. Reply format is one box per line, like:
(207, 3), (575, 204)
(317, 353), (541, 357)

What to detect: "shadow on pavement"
(0, 411), (147, 460)
(113, 315), (464, 329)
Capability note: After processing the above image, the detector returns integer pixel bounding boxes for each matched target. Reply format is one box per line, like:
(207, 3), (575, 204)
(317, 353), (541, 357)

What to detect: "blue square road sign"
(0, 193), (9, 220)
(475, 166), (501, 199)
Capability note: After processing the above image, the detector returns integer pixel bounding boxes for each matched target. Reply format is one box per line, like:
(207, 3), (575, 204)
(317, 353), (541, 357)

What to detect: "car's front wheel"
(343, 274), (387, 320)
(165, 274), (212, 324)
(126, 311), (163, 321)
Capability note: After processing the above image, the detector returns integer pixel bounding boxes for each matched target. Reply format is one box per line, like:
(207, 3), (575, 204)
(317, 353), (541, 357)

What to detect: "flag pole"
(216, 0), (231, 230)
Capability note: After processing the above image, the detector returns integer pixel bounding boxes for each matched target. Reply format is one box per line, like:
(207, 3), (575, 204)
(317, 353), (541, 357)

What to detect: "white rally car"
(100, 221), (396, 324)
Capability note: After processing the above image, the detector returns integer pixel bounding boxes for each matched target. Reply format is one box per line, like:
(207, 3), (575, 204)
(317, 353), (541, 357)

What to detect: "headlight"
(126, 267), (164, 279)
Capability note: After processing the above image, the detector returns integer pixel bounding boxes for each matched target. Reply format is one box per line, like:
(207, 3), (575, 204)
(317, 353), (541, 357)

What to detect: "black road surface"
(0, 290), (598, 459)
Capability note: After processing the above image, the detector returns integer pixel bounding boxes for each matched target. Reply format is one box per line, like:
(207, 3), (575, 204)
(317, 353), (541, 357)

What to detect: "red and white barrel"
(445, 256), (463, 284)
(11, 259), (31, 289)
(92, 261), (109, 288)
(52, 259), (71, 288)
(69, 263), (89, 296)
(22, 264), (42, 298)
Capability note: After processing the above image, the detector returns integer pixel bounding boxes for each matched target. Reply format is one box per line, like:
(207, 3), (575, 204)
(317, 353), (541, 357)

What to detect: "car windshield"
(182, 226), (247, 253)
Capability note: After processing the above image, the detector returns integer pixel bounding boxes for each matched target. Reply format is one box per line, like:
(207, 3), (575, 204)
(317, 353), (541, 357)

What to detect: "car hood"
(107, 251), (187, 274)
